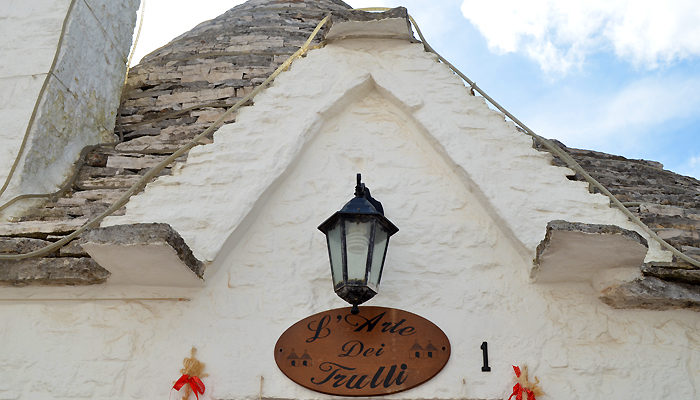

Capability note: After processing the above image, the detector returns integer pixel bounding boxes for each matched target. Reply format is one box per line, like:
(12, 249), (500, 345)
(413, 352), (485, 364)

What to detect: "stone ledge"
(533, 220), (648, 283)
(539, 220), (648, 245)
(0, 257), (109, 286)
(641, 263), (700, 285)
(0, 237), (54, 255)
(330, 6), (409, 23)
(80, 223), (205, 287)
(325, 7), (414, 42)
(0, 218), (90, 238)
(600, 276), (700, 311)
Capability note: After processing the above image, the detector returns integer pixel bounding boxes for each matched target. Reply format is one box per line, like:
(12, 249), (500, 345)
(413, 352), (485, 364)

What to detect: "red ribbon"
(508, 366), (537, 400)
(173, 374), (205, 400)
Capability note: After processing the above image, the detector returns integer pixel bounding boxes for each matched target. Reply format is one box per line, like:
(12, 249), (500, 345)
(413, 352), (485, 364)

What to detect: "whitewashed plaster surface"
(0, 74), (698, 399)
(105, 37), (670, 270)
(0, 38), (680, 399)
(0, 0), (138, 217)
(0, 0), (71, 193)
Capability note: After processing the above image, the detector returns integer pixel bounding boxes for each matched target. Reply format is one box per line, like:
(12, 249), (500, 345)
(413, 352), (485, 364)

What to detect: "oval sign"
(274, 306), (450, 396)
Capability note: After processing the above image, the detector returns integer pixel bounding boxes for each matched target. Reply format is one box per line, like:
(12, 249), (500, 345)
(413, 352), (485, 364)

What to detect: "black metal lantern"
(318, 174), (399, 313)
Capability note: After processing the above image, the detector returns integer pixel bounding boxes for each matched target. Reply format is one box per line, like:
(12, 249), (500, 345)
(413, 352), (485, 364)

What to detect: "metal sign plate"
(274, 306), (450, 396)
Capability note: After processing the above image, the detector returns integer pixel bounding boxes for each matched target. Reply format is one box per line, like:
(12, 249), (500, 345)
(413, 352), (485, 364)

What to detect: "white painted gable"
(103, 37), (668, 278)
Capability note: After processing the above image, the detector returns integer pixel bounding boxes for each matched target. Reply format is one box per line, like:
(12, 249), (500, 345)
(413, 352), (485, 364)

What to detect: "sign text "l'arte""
(305, 310), (416, 343)
(274, 306), (450, 397)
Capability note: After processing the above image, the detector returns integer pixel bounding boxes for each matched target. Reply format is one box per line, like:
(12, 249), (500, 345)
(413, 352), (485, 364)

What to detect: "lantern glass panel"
(344, 218), (372, 283)
(326, 221), (344, 287)
(368, 224), (388, 290)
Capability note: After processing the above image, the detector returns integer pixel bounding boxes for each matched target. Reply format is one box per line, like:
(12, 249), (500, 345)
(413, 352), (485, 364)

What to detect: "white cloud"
(460, 0), (700, 74)
(525, 75), (700, 152)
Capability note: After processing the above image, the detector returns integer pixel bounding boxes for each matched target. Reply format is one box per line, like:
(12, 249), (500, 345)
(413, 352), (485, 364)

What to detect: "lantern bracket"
(353, 173), (384, 215)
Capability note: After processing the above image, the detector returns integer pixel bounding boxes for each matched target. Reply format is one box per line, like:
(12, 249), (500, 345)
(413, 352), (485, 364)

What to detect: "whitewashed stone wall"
(0, 0), (71, 193)
(0, 0), (138, 217)
(0, 37), (696, 400)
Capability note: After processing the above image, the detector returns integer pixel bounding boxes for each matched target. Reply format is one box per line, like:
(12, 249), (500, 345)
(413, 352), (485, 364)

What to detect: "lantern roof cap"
(339, 192), (382, 215)
(318, 174), (399, 235)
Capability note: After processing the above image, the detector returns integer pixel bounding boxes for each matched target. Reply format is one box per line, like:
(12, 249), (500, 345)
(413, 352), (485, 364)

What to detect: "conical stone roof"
(118, 0), (352, 153)
(141, 0), (351, 63)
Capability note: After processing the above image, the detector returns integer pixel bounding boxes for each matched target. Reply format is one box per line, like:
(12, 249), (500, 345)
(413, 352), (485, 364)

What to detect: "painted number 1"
(480, 341), (491, 372)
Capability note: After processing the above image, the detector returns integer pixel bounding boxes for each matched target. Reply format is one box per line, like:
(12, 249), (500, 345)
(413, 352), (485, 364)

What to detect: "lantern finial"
(354, 173), (364, 197)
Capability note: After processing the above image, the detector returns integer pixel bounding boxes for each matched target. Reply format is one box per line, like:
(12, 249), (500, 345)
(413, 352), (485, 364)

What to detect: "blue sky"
(133, 0), (700, 179)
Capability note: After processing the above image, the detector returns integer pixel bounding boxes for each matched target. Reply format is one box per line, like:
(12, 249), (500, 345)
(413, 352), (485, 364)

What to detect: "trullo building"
(0, 1), (698, 399)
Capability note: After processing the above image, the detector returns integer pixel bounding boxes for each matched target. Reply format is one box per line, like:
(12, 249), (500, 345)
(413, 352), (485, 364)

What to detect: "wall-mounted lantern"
(318, 174), (399, 314)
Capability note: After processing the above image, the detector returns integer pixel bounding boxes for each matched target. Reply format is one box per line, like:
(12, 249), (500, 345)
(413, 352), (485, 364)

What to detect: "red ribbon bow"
(508, 366), (537, 400)
(173, 374), (206, 400)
